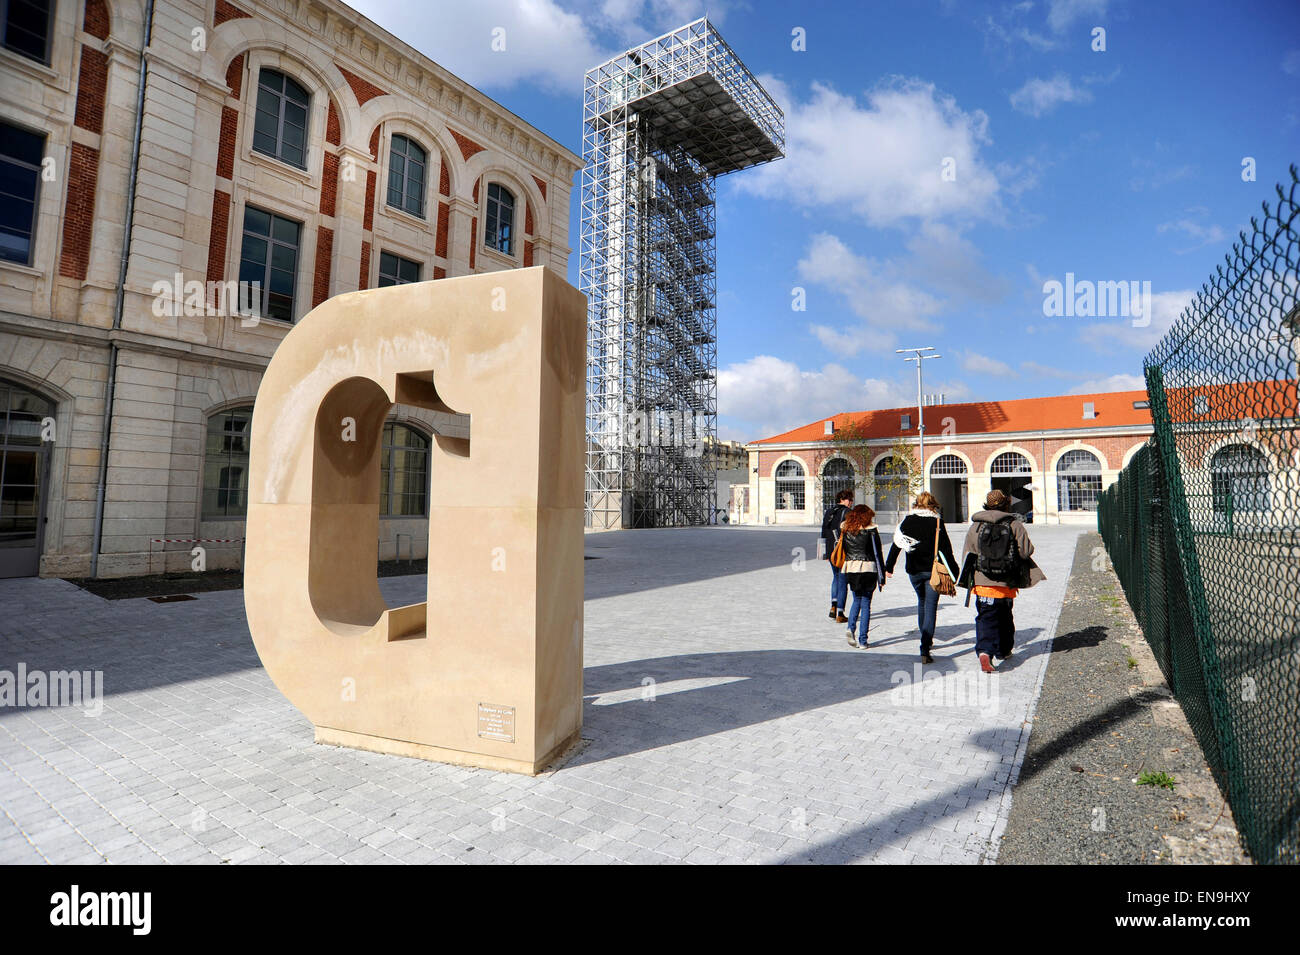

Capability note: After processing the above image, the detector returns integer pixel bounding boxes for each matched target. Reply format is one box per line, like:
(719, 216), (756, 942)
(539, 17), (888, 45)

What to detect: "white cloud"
(349, 0), (613, 93)
(1046, 0), (1109, 33)
(1009, 74), (1093, 117)
(718, 354), (971, 441)
(1157, 211), (1227, 253)
(796, 233), (944, 354)
(735, 78), (1002, 228)
(1020, 360), (1086, 380)
(349, 0), (733, 94)
(1069, 373), (1147, 394)
(1284, 50), (1300, 76)
(1076, 288), (1196, 352)
(904, 221), (1011, 302)
(961, 351), (1018, 377)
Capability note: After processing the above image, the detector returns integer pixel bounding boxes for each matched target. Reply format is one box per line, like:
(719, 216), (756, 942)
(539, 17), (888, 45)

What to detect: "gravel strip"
(997, 532), (1249, 864)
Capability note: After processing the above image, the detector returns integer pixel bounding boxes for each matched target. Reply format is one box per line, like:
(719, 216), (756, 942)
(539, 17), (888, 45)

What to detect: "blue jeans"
(908, 571), (940, 653)
(847, 590), (873, 645)
(829, 563), (847, 609)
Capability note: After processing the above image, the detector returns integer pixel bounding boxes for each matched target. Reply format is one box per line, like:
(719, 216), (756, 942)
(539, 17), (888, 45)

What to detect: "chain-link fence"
(1099, 165), (1299, 864)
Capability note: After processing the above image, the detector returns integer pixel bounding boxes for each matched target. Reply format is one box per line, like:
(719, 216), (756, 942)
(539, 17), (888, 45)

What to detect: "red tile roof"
(751, 389), (1153, 445)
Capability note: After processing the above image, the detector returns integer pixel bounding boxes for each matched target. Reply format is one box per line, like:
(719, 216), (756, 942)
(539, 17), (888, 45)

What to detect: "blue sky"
(349, 0), (1300, 441)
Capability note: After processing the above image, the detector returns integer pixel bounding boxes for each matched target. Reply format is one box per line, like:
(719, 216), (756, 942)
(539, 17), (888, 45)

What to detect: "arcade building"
(736, 389), (1158, 526)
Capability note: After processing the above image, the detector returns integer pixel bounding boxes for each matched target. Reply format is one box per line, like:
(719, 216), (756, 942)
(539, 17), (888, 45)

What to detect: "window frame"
(251, 68), (311, 170)
(379, 421), (431, 518)
(238, 204), (302, 324)
(484, 182), (515, 257)
(386, 134), (427, 219)
(377, 250), (421, 287)
(0, 119), (44, 266)
(1, 0), (54, 65)
(774, 459), (806, 511)
(1210, 444), (1270, 515)
(1055, 449), (1103, 512)
(930, 453), (967, 476)
(202, 406), (255, 520)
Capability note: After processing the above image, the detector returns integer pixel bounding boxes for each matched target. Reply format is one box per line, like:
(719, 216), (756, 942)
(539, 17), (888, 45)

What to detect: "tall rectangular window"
(484, 182), (514, 255)
(202, 407), (253, 518)
(377, 250), (420, 287)
(2, 0), (52, 64)
(386, 135), (426, 218)
(238, 205), (301, 323)
(252, 69), (310, 169)
(0, 121), (44, 265)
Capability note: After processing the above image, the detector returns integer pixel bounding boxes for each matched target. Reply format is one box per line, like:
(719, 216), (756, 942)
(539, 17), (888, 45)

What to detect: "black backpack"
(976, 516), (1018, 582)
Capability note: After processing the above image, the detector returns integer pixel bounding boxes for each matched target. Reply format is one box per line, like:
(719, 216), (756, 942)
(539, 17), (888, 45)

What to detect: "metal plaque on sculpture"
(478, 703), (516, 743)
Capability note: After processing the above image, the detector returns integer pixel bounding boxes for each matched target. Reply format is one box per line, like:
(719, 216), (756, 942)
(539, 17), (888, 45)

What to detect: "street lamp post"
(897, 346), (941, 493)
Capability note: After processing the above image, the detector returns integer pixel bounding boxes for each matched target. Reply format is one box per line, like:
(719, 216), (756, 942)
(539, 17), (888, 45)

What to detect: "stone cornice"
(0, 312), (271, 374)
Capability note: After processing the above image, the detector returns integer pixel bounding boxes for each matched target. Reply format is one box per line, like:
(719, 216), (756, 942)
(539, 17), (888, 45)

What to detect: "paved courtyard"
(0, 523), (1082, 864)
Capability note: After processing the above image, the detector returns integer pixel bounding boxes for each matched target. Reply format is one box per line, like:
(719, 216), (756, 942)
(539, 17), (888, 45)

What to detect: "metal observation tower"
(581, 18), (784, 529)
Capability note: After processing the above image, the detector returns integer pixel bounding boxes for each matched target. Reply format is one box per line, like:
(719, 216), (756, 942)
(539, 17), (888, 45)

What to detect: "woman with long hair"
(884, 491), (957, 664)
(839, 504), (886, 648)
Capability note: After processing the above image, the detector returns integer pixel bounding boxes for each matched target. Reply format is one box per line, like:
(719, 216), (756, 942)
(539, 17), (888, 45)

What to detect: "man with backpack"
(961, 489), (1046, 673)
(821, 488), (854, 623)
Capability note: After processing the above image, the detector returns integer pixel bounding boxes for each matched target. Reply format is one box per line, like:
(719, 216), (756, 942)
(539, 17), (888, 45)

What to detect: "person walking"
(884, 491), (958, 664)
(840, 505), (886, 647)
(821, 487), (853, 623)
(961, 489), (1046, 673)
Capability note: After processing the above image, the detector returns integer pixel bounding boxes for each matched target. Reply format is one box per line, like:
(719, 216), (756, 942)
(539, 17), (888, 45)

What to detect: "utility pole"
(897, 347), (941, 492)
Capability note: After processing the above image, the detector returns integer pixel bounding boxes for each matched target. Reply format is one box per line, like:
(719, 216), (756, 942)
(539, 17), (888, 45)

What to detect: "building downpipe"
(90, 0), (154, 578)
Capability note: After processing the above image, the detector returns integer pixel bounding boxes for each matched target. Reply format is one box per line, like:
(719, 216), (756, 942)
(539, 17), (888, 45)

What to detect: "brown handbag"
(830, 521), (846, 569)
(929, 514), (956, 597)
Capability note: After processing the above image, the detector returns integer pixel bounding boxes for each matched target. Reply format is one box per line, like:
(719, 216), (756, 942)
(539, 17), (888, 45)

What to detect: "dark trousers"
(908, 571), (940, 653)
(974, 595), (1015, 658)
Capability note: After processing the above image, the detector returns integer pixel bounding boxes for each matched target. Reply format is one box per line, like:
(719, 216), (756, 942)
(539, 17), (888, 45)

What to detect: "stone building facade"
(0, 0), (581, 577)
(736, 389), (1157, 527)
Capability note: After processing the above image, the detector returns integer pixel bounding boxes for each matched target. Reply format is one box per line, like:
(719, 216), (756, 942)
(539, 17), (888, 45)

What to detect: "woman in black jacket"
(840, 505), (886, 648)
(884, 492), (957, 664)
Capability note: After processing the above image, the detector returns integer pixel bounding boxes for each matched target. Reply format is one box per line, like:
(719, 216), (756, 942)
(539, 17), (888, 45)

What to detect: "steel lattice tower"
(581, 18), (784, 529)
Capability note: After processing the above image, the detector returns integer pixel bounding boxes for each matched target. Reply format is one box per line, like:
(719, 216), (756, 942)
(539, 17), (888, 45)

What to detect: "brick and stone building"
(0, 0), (580, 577)
(737, 389), (1159, 526)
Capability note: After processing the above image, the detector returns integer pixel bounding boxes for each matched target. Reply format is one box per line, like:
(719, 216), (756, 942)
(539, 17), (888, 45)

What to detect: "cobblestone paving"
(0, 523), (1081, 864)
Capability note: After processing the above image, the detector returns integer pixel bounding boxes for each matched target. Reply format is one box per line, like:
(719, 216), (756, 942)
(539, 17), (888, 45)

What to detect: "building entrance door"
(928, 454), (968, 522)
(0, 381), (54, 578)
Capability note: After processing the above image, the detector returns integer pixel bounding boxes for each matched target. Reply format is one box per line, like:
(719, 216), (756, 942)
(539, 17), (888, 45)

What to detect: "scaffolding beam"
(582, 18), (784, 529)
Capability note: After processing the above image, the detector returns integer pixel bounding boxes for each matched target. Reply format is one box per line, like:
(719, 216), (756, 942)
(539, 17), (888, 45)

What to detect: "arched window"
(873, 455), (909, 514)
(821, 458), (854, 508)
(1056, 449), (1102, 512)
(0, 378), (54, 576)
(1211, 444), (1270, 514)
(253, 68), (310, 169)
(930, 453), (967, 476)
(990, 451), (1032, 475)
(380, 422), (430, 517)
(203, 406), (254, 518)
(387, 135), (426, 218)
(485, 183), (514, 255)
(775, 459), (805, 511)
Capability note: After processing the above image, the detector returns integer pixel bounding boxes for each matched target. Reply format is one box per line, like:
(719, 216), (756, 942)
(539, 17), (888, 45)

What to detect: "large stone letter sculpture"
(243, 268), (586, 774)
